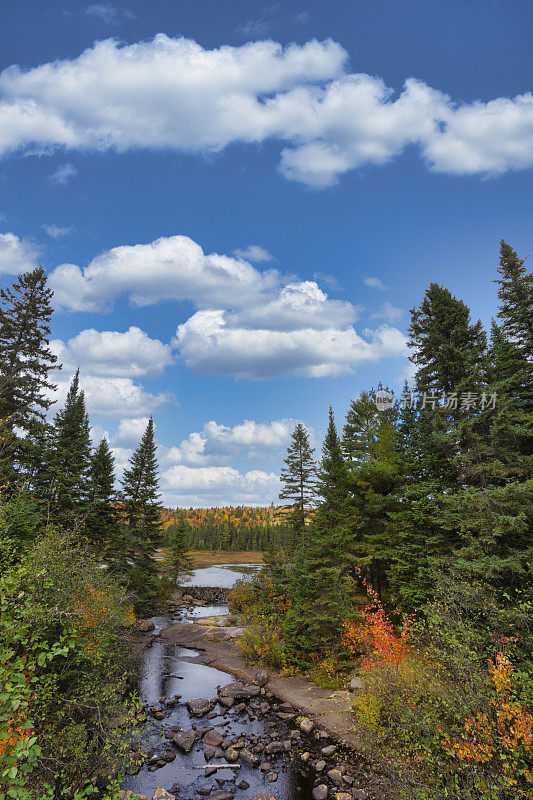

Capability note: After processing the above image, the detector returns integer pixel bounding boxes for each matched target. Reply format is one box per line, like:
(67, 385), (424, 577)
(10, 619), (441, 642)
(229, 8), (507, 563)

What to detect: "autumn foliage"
(342, 577), (412, 669)
(441, 652), (533, 786)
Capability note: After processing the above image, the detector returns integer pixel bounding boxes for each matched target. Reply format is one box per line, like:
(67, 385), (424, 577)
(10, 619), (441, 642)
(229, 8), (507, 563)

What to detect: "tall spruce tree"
(0, 267), (58, 484)
(120, 417), (162, 610)
(284, 409), (357, 661)
(278, 423), (317, 546)
(86, 437), (118, 549)
(495, 240), (533, 360)
(46, 370), (91, 523)
(343, 390), (400, 598)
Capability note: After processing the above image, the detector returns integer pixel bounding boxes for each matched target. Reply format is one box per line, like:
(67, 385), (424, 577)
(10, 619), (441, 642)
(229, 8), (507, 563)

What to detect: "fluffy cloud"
(51, 373), (174, 418)
(113, 416), (150, 446)
(51, 326), (173, 377)
(163, 418), (299, 466)
(174, 310), (407, 379)
(0, 35), (532, 186)
(161, 464), (280, 507)
(0, 232), (39, 274)
(46, 230), (406, 379)
(48, 234), (280, 312)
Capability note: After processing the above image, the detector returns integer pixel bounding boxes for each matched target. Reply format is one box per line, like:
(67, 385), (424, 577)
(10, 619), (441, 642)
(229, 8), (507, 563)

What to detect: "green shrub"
(0, 526), (143, 799)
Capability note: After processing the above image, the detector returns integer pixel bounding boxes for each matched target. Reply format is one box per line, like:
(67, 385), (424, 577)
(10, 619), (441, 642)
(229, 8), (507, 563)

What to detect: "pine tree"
(46, 370), (91, 523)
(343, 390), (400, 598)
(278, 423), (317, 546)
(162, 517), (193, 590)
(86, 438), (118, 549)
(408, 282), (487, 395)
(0, 267), (58, 484)
(495, 240), (533, 360)
(284, 409), (357, 661)
(120, 417), (162, 611)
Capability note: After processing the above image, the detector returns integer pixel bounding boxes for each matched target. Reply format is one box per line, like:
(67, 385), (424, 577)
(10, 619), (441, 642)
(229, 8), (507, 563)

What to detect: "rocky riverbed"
(122, 564), (392, 800)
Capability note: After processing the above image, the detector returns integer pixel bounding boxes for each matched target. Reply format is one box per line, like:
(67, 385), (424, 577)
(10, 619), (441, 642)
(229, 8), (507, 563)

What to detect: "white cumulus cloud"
(174, 310), (407, 379)
(161, 464), (281, 507)
(49, 163), (78, 184)
(48, 234), (280, 312)
(163, 418), (299, 466)
(51, 373), (174, 418)
(0, 232), (39, 274)
(0, 35), (531, 186)
(51, 326), (173, 377)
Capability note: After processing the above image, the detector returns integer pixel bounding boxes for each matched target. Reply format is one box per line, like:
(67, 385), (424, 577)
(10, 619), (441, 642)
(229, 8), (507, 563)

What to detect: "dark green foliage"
(0, 267), (58, 486)
(46, 370), (92, 524)
(284, 409), (358, 660)
(278, 422), (317, 544)
(161, 518), (193, 593)
(496, 239), (533, 361)
(408, 282), (487, 394)
(120, 417), (162, 611)
(86, 437), (118, 548)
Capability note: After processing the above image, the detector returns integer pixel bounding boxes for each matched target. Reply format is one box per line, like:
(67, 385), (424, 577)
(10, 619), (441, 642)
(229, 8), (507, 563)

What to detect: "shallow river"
(122, 564), (315, 800)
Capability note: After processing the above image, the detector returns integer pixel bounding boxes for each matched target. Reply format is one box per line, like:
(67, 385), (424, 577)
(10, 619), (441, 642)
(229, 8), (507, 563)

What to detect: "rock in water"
(203, 729), (224, 747)
(239, 748), (260, 767)
(312, 788), (328, 800)
(187, 697), (212, 716)
(137, 620), (155, 632)
(172, 729), (196, 752)
(152, 790), (175, 800)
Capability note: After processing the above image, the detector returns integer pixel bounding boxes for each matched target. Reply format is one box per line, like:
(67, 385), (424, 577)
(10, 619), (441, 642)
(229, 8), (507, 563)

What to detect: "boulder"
(350, 676), (364, 691)
(137, 620), (155, 632)
(225, 746), (239, 762)
(264, 740), (284, 755)
(327, 768), (344, 787)
(312, 787), (328, 800)
(239, 747), (260, 767)
(172, 730), (196, 752)
(254, 670), (269, 687)
(187, 698), (212, 717)
(321, 744), (337, 757)
(298, 717), (314, 735)
(152, 790), (175, 800)
(203, 729), (224, 747)
(219, 681), (253, 700)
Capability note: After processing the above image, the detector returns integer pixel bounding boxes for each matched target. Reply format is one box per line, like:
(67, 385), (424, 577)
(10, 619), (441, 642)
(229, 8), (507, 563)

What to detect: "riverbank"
(156, 621), (361, 750)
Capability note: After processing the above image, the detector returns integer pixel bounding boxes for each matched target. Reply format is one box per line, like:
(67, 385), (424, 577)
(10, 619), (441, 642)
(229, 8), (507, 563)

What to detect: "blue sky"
(0, 0), (531, 506)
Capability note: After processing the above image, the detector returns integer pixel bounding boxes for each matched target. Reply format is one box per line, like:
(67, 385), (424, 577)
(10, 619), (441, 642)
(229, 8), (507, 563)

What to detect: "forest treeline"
(161, 505), (293, 551)
(231, 240), (533, 799)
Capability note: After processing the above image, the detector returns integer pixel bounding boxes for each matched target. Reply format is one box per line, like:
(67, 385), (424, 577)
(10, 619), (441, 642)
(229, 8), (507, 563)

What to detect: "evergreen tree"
(495, 240), (533, 360)
(278, 423), (317, 546)
(408, 282), (487, 395)
(343, 390), (400, 598)
(162, 518), (193, 590)
(86, 437), (118, 549)
(284, 409), (357, 661)
(0, 267), (58, 484)
(46, 370), (91, 523)
(120, 417), (162, 611)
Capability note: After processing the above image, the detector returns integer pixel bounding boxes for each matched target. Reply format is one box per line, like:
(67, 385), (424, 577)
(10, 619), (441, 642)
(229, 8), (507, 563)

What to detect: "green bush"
(0, 526), (143, 799)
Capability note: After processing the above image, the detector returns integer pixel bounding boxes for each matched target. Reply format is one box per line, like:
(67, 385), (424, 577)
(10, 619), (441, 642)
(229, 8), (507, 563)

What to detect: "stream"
(122, 563), (316, 800)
